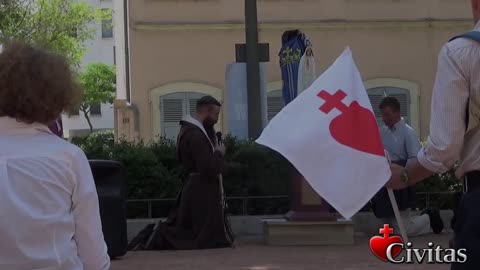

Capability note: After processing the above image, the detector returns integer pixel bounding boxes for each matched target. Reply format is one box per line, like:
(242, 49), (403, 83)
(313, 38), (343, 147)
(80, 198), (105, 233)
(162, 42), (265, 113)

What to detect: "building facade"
(62, 0), (115, 138)
(114, 0), (473, 142)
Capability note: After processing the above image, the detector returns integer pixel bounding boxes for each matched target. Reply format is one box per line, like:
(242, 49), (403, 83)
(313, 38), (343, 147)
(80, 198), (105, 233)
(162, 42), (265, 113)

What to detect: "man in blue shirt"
(372, 97), (444, 236)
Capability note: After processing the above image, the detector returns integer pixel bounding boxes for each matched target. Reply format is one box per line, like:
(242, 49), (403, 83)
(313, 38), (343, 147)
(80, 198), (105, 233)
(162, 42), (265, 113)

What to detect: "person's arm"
(406, 44), (469, 186)
(405, 128), (422, 160)
(187, 129), (227, 178)
(70, 150), (110, 270)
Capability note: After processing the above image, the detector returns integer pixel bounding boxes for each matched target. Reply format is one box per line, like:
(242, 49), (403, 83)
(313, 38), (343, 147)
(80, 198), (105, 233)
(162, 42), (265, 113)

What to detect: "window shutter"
(160, 92), (218, 139)
(368, 94), (384, 119)
(162, 99), (183, 122)
(186, 92), (207, 116)
(267, 96), (284, 120)
(101, 9), (113, 38)
(189, 99), (198, 116)
(69, 107), (80, 116)
(267, 90), (284, 121)
(390, 93), (409, 123)
(367, 86), (412, 126)
(90, 104), (101, 115)
(384, 87), (411, 125)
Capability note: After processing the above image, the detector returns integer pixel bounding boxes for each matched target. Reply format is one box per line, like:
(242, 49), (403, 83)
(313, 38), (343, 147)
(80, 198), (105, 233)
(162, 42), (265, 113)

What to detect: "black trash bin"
(89, 160), (127, 259)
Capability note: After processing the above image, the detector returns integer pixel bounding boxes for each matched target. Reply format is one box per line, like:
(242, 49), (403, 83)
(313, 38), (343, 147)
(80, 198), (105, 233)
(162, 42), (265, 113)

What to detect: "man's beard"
(203, 120), (216, 143)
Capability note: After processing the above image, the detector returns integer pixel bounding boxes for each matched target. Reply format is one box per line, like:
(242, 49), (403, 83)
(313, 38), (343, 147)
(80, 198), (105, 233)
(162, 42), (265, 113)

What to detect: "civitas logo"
(369, 224), (467, 264)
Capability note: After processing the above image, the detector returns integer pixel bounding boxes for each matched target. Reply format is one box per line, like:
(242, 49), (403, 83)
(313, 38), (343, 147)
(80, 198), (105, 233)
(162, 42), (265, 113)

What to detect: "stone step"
(263, 219), (355, 246)
(126, 210), (454, 242)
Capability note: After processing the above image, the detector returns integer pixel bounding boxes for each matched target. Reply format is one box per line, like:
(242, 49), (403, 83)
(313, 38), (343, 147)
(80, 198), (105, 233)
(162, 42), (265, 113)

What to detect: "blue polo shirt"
(379, 119), (421, 162)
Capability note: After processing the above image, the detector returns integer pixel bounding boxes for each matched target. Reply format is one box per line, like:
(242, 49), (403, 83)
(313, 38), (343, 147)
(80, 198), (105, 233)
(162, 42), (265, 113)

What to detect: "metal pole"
(245, 0), (262, 139)
(124, 0), (131, 102)
(243, 198), (248, 216)
(426, 192), (430, 209)
(148, 201), (152, 218)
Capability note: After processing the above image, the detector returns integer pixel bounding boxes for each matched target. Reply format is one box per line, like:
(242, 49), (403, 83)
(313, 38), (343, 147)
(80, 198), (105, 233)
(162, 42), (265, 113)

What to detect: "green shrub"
(75, 130), (115, 159)
(72, 133), (461, 216)
(72, 132), (292, 217)
(411, 139), (462, 209)
(75, 132), (182, 199)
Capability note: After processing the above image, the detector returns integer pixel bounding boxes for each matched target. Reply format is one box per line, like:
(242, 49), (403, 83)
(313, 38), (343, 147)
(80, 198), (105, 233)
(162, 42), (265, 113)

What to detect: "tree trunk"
(83, 110), (93, 133)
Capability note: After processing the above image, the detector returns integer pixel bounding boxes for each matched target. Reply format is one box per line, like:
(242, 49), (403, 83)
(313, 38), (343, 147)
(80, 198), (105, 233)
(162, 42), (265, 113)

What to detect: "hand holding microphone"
(215, 132), (226, 155)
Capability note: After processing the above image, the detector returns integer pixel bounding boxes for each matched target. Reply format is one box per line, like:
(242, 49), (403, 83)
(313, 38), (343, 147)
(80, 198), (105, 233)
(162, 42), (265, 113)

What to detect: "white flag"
(256, 47), (391, 219)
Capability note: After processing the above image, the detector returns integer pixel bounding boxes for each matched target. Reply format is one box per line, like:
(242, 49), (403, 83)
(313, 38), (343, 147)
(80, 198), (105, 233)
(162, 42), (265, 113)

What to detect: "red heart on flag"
(329, 101), (385, 157)
(369, 235), (403, 261)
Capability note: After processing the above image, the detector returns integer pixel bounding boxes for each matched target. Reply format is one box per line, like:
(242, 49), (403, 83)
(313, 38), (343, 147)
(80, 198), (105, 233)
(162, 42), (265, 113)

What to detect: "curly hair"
(0, 41), (81, 124)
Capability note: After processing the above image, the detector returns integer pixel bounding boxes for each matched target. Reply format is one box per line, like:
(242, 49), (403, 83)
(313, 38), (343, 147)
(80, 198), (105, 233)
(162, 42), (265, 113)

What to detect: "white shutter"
(367, 87), (385, 125)
(267, 90), (284, 121)
(160, 93), (186, 140)
(367, 87), (411, 125)
(384, 87), (410, 125)
(186, 92), (207, 116)
(162, 99), (183, 122)
(160, 92), (220, 139)
(189, 99), (198, 116)
(368, 94), (384, 119)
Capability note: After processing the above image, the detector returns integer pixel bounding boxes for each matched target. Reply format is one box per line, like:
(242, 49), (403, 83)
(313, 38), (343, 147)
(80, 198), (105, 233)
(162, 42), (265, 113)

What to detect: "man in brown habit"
(131, 96), (234, 250)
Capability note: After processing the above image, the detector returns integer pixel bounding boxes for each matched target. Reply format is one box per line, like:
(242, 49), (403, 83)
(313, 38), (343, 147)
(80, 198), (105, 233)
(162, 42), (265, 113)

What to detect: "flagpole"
(386, 189), (409, 243)
(384, 151), (409, 244)
(384, 151), (419, 268)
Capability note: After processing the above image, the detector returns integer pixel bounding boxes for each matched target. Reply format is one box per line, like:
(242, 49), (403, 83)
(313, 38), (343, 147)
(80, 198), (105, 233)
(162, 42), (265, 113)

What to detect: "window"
(69, 107), (80, 116)
(151, 82), (224, 139)
(90, 104), (102, 116)
(160, 92), (207, 140)
(367, 87), (411, 126)
(101, 9), (113, 38)
(267, 90), (284, 121)
(188, 98), (199, 116)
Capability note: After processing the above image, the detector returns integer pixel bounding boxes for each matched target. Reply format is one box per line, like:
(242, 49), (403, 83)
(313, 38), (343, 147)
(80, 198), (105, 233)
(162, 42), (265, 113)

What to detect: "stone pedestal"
(263, 167), (354, 246)
(286, 168), (336, 221)
(114, 99), (139, 142)
(264, 219), (354, 246)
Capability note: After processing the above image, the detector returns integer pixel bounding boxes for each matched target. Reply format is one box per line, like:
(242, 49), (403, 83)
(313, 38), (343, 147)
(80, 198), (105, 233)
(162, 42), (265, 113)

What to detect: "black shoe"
(421, 207), (444, 234)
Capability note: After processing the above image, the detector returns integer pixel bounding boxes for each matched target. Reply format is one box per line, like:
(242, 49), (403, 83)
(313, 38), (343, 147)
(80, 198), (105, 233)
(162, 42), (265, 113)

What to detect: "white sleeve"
(71, 150), (110, 270)
(417, 44), (469, 173)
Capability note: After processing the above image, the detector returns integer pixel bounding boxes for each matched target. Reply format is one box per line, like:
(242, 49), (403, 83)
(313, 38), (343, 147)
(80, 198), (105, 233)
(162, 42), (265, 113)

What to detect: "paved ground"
(112, 232), (455, 270)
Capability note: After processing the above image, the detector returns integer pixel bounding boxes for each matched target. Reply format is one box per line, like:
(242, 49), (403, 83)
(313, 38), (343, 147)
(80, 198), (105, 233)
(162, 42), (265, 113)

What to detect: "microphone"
(216, 132), (223, 145)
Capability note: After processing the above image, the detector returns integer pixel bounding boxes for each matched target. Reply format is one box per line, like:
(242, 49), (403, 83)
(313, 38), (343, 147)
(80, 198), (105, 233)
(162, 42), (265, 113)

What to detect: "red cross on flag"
(256, 48), (391, 219)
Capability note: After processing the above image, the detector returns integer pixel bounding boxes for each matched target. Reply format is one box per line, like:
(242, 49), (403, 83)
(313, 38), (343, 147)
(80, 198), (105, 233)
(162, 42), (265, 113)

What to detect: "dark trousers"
(451, 177), (480, 269)
(371, 160), (416, 218)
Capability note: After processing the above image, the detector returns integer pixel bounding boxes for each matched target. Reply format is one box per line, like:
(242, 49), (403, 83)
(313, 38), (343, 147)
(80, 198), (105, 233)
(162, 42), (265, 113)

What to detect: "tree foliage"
(0, 0), (109, 67)
(78, 62), (116, 132)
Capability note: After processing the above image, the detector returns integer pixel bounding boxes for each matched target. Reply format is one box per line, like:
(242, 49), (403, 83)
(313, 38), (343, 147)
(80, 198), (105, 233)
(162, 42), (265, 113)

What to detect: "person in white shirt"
(0, 41), (110, 270)
(387, 1), (480, 269)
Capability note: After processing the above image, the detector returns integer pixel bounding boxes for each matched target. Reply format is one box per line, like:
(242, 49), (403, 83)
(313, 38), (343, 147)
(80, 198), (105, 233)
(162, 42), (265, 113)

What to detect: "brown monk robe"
(144, 96), (234, 250)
